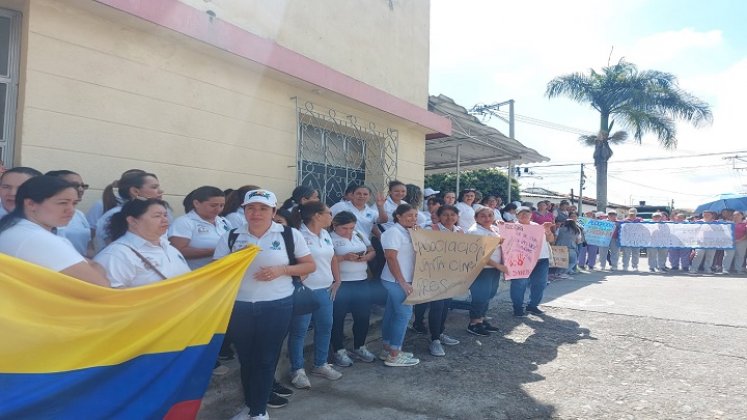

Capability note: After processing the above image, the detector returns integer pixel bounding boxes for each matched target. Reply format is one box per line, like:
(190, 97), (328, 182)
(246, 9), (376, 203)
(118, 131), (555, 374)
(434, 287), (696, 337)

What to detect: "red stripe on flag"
(164, 399), (202, 420)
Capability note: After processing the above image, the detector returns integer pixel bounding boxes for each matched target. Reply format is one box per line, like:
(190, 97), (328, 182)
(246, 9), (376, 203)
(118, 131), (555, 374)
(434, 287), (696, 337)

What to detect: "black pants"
(413, 299), (450, 341)
(227, 296), (293, 417)
(331, 280), (371, 350)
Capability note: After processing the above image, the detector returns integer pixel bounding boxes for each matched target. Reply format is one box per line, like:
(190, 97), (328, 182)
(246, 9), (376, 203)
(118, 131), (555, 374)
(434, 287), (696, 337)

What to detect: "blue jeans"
(469, 268), (499, 320)
(228, 296), (293, 417)
(381, 280), (413, 350)
(510, 258), (550, 314)
(566, 247), (578, 275)
(288, 288), (333, 370)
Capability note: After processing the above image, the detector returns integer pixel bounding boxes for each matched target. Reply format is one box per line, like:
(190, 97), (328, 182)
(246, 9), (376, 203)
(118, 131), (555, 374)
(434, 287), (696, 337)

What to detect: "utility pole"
(469, 99), (516, 204)
(507, 161), (512, 203)
(578, 164), (585, 214)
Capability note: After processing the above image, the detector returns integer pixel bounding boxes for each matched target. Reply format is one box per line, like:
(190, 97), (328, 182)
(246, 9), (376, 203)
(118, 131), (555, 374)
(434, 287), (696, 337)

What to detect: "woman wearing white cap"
(214, 190), (315, 420)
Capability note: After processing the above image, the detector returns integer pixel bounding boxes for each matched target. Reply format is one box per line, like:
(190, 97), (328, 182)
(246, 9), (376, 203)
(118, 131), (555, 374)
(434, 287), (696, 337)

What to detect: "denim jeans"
(381, 280), (413, 350)
(288, 287), (333, 370)
(566, 246), (578, 275)
(227, 296), (293, 417)
(469, 268), (499, 320)
(669, 248), (691, 270)
(331, 279), (371, 351)
(510, 258), (549, 313)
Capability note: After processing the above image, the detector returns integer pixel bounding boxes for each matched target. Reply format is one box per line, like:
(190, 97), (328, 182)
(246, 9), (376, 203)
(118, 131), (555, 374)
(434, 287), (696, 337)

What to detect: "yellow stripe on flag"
(0, 246), (257, 374)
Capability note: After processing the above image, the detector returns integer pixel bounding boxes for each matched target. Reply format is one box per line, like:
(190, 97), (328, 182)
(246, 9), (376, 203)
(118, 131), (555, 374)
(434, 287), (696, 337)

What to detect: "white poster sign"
(618, 222), (734, 249)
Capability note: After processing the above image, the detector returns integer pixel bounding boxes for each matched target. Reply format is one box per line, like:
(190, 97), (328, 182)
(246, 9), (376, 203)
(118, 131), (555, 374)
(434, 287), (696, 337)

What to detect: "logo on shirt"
(366, 212), (373, 219)
(270, 240), (282, 250)
(324, 238), (331, 245)
(197, 226), (210, 234)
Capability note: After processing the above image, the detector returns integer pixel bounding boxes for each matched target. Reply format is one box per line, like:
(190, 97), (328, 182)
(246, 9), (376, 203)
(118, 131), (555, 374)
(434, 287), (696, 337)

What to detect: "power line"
(607, 174), (712, 197)
(525, 150), (747, 169)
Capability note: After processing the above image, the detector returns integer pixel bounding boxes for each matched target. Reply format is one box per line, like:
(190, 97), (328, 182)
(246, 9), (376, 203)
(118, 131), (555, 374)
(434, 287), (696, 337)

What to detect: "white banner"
(618, 222), (734, 249)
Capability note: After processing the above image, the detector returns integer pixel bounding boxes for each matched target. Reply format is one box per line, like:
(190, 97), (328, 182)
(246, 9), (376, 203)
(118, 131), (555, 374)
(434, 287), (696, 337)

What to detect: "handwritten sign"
(499, 223), (545, 280)
(582, 219), (615, 247)
(550, 246), (569, 268)
(619, 222), (734, 249)
(405, 230), (501, 304)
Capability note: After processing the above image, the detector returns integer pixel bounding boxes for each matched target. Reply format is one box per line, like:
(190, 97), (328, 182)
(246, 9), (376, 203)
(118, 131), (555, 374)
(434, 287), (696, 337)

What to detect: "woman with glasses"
(46, 170), (94, 257)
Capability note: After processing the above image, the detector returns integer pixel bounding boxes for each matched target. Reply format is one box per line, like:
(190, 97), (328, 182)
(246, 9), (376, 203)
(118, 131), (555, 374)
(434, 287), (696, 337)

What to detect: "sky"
(429, 0), (747, 209)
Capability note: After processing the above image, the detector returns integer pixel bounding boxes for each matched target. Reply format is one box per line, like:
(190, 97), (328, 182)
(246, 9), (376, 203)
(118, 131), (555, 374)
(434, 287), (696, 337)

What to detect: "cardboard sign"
(499, 223), (545, 280)
(405, 229), (501, 304)
(618, 221), (735, 249)
(550, 246), (569, 268)
(582, 219), (615, 247)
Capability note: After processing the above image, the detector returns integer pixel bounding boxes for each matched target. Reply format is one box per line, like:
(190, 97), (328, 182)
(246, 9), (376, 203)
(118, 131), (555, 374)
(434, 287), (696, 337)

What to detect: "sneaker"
(384, 353), (420, 367)
(290, 369), (311, 389)
(429, 339), (446, 357)
(250, 415), (270, 420)
(230, 406), (250, 420)
(333, 349), (353, 367)
(649, 268), (657, 273)
(266, 393), (287, 409)
(379, 349), (413, 361)
(467, 323), (490, 337)
(558, 274), (571, 279)
(439, 334), (460, 346)
(482, 321), (500, 333)
(351, 346), (375, 363)
(311, 364), (342, 381)
(411, 323), (427, 334)
(272, 381), (293, 398)
(212, 364), (230, 376)
(526, 306), (544, 315)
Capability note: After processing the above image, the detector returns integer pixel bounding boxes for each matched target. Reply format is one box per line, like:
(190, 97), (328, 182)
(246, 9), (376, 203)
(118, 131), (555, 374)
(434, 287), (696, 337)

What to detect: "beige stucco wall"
(178, 0), (431, 108)
(13, 0), (425, 213)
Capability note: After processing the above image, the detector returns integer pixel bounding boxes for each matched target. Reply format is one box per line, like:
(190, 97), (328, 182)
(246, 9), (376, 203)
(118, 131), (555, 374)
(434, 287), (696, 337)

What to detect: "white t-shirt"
(416, 210), (429, 228)
(425, 223), (463, 233)
(493, 209), (504, 223)
(225, 208), (245, 229)
(95, 204), (173, 253)
(85, 199), (105, 227)
(168, 210), (232, 269)
(94, 231), (190, 288)
(0, 219), (85, 271)
(380, 197), (407, 231)
(380, 223), (415, 283)
(455, 202), (476, 230)
(57, 209), (92, 256)
(213, 222), (311, 303)
(329, 200), (350, 216)
(331, 230), (370, 281)
(299, 224), (335, 290)
(533, 221), (552, 259)
(0, 206), (8, 218)
(334, 201), (379, 240)
(467, 224), (503, 266)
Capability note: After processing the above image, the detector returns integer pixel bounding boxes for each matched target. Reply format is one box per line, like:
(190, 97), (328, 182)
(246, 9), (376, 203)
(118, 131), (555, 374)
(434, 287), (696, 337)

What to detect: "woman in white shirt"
(466, 206), (508, 336)
(510, 207), (554, 317)
(46, 170), (93, 257)
(213, 190), (315, 420)
(0, 176), (109, 287)
(94, 171), (167, 253)
(331, 184), (386, 240)
(221, 184), (261, 228)
(95, 198), (189, 288)
(455, 188), (478, 230)
(286, 202), (343, 390)
(415, 205), (463, 356)
(329, 211), (377, 368)
(380, 180), (408, 231)
(169, 186), (232, 270)
(379, 203), (420, 367)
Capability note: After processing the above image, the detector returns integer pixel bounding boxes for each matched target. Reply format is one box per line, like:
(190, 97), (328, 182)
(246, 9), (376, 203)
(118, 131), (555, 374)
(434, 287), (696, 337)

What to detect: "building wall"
(14, 0), (427, 212)
(177, 0), (431, 108)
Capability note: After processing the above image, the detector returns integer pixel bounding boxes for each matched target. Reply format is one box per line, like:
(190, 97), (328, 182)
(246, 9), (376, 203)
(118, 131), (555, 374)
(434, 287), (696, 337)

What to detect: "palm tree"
(546, 59), (712, 211)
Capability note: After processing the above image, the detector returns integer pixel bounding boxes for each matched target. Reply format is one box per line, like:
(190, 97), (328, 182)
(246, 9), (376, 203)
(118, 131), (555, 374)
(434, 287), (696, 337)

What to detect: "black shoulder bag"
(281, 226), (319, 316)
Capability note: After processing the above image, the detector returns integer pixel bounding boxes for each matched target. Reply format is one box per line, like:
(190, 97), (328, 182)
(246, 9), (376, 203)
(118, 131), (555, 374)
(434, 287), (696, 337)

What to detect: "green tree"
(546, 59), (712, 211)
(424, 168), (520, 204)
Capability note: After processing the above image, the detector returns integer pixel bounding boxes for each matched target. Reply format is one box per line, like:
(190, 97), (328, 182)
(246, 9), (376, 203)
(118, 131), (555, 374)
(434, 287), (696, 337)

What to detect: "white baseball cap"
(423, 188), (440, 197)
(242, 190), (278, 207)
(517, 206), (532, 214)
(595, 211), (606, 218)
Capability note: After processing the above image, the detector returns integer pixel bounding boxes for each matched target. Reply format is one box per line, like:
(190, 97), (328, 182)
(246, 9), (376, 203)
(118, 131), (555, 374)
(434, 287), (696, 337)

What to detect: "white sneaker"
(250, 414), (269, 420)
(351, 346), (376, 362)
(230, 406), (250, 420)
(439, 334), (460, 346)
(290, 368), (311, 389)
(379, 349), (413, 361)
(311, 363), (342, 381)
(429, 339), (446, 357)
(384, 352), (420, 367)
(333, 349), (353, 367)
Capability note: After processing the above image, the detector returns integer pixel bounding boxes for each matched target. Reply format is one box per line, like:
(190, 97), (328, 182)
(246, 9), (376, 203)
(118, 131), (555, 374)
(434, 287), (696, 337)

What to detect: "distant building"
(521, 187), (630, 213)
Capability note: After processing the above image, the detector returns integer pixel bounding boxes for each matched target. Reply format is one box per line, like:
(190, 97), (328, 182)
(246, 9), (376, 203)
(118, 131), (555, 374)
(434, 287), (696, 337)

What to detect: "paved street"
(201, 265), (747, 419)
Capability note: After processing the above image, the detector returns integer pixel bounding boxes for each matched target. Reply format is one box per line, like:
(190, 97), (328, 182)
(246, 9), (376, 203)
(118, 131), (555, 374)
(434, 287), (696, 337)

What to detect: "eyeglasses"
(69, 183), (90, 190)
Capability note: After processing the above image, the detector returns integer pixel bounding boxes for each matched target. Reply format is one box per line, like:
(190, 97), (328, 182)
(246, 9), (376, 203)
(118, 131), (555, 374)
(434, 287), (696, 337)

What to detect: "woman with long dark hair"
(46, 170), (93, 256)
(0, 176), (109, 287)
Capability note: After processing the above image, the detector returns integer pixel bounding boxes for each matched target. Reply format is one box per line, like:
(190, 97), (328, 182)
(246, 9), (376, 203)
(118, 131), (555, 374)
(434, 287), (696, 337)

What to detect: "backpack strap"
(281, 226), (302, 285)
(227, 228), (239, 251)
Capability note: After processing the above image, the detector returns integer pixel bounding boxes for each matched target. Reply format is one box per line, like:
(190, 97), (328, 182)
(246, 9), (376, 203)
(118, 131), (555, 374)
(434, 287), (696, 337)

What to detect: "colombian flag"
(0, 246), (258, 419)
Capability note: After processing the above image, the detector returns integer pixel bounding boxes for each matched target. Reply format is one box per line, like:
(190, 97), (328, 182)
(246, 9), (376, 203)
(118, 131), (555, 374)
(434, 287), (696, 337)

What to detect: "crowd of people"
(0, 162), (736, 420)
